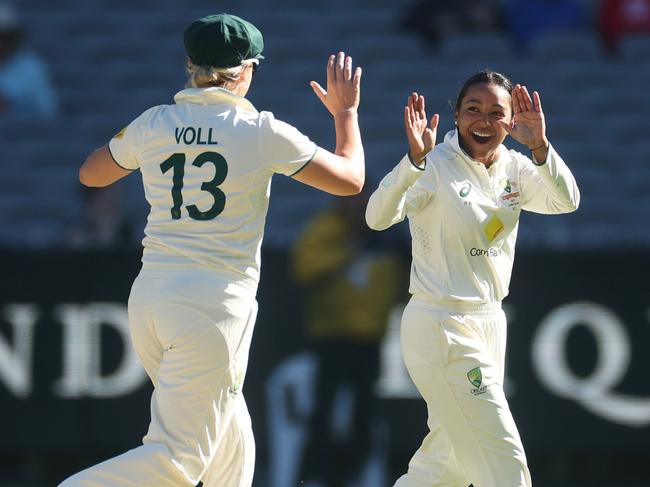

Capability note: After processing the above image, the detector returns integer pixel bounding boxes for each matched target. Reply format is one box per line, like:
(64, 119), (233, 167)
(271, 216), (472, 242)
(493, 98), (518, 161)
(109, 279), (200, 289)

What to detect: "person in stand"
(59, 13), (364, 487)
(0, 1), (57, 119)
(366, 71), (580, 487)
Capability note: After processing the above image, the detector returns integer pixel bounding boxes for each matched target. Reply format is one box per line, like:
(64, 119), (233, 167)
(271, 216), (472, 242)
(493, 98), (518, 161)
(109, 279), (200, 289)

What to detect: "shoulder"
(259, 110), (311, 142)
(506, 148), (535, 170)
(259, 110), (296, 131)
(425, 141), (456, 176)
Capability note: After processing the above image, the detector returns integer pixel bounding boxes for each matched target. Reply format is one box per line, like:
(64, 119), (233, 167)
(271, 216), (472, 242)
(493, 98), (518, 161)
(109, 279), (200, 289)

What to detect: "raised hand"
(310, 52), (362, 116)
(404, 93), (439, 165)
(501, 84), (548, 152)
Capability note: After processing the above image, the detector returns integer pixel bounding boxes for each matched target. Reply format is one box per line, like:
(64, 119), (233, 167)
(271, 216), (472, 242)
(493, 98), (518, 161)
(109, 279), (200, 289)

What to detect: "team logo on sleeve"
(467, 367), (487, 395)
(114, 127), (127, 139)
(499, 178), (521, 208)
(459, 183), (471, 198)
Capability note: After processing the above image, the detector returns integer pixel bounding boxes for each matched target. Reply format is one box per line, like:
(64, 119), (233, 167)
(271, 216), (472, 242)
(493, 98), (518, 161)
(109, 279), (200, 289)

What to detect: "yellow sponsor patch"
(114, 127), (126, 139)
(484, 214), (504, 242)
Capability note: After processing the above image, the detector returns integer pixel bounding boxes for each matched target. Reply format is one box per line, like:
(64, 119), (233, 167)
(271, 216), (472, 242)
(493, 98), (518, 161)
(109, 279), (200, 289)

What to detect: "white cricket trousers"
(59, 267), (258, 487)
(394, 297), (532, 487)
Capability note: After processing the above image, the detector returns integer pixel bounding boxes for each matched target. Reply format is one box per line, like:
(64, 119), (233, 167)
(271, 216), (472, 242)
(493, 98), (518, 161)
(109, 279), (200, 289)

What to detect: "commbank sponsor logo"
(469, 247), (501, 257)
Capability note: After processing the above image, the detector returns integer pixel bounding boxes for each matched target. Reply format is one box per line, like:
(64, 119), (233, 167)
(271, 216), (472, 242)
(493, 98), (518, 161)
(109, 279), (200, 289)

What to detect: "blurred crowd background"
(0, 0), (649, 486)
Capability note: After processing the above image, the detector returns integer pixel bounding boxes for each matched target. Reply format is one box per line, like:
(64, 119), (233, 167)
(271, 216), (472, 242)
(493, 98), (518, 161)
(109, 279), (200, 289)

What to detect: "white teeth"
(472, 131), (492, 137)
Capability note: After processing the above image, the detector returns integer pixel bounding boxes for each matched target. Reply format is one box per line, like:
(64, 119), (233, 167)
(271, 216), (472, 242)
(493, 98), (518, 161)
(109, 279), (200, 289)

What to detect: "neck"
(458, 135), (498, 168)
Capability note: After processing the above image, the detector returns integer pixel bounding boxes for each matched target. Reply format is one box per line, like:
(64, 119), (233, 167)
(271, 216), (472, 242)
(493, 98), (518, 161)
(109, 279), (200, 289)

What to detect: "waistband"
(410, 295), (502, 315)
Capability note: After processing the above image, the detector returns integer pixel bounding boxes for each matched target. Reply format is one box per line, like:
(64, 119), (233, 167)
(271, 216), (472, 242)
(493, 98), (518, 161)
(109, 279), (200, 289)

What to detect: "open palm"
(404, 93), (439, 164)
(501, 84), (547, 150)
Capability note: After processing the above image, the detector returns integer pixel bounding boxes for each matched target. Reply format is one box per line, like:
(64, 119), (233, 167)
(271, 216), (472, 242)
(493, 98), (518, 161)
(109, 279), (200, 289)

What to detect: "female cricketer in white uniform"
(59, 13), (364, 487)
(366, 71), (580, 487)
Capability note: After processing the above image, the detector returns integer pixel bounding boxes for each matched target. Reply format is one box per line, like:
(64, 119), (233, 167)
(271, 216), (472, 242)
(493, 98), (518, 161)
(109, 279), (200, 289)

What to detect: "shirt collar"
(173, 87), (258, 114)
(444, 129), (508, 169)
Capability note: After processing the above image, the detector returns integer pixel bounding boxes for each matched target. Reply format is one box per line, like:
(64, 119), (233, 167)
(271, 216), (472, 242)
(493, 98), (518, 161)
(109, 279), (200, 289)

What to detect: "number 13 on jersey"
(159, 151), (228, 221)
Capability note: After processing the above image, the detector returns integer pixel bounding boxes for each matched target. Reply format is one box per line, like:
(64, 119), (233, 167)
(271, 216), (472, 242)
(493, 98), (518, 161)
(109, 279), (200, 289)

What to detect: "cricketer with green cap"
(60, 12), (365, 487)
(183, 13), (265, 68)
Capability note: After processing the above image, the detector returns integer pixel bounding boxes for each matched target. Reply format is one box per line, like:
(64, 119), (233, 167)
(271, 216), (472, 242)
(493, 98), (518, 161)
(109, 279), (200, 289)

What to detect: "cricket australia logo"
(467, 367), (487, 396)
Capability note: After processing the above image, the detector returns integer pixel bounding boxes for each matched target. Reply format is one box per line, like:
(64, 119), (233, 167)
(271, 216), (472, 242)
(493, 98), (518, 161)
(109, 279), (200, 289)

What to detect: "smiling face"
(455, 82), (512, 166)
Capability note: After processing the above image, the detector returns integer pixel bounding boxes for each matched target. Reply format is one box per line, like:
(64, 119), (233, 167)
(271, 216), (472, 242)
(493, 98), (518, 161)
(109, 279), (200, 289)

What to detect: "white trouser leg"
(396, 299), (532, 487)
(59, 271), (258, 486)
(201, 394), (256, 487)
(394, 409), (467, 487)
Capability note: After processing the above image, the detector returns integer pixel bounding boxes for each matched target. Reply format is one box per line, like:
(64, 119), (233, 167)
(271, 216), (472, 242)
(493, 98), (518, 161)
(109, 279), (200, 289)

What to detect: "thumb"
(310, 81), (327, 103)
(430, 113), (439, 131)
(498, 119), (513, 134)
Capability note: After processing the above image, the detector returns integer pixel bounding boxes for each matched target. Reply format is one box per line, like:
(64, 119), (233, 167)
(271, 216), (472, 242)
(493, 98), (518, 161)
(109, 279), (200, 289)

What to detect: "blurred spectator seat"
(529, 32), (603, 64)
(438, 33), (513, 65)
(619, 34), (650, 63)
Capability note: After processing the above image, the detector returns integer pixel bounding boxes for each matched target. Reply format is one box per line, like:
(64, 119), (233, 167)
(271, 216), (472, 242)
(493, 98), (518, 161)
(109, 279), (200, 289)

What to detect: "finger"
(512, 84), (523, 114)
(417, 95), (426, 119)
(404, 107), (411, 130)
(353, 66), (362, 88)
(344, 56), (352, 81)
(533, 91), (543, 114)
(310, 81), (327, 103)
(498, 119), (513, 134)
(335, 51), (345, 80)
(521, 85), (533, 112)
(326, 54), (335, 88)
(430, 113), (439, 130)
(408, 103), (417, 127)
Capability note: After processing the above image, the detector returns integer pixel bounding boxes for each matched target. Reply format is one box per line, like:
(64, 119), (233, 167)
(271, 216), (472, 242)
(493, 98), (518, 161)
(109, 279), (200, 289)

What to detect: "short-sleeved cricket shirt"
(109, 87), (318, 291)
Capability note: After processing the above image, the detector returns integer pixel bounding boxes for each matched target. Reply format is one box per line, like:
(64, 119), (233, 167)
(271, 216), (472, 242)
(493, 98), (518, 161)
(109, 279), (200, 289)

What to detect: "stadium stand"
(1, 0), (648, 249)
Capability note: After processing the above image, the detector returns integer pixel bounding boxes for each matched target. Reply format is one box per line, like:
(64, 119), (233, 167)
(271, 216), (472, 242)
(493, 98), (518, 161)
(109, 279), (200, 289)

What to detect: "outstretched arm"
(291, 52), (364, 196)
(502, 85), (579, 213)
(79, 145), (133, 187)
(366, 93), (437, 230)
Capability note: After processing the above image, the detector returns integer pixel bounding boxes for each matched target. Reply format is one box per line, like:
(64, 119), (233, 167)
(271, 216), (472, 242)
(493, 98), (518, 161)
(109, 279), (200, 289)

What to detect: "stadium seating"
(1, 0), (647, 249)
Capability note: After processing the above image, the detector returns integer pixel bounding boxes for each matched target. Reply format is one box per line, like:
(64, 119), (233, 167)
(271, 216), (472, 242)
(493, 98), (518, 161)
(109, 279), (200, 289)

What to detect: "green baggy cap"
(183, 13), (264, 68)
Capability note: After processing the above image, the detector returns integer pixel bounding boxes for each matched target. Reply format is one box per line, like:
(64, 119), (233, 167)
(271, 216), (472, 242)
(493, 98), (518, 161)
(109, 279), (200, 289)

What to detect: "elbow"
(78, 165), (93, 186)
(78, 166), (102, 187)
(567, 191), (581, 213)
(365, 218), (389, 231)
(347, 176), (365, 195)
(365, 210), (388, 232)
(335, 172), (365, 196)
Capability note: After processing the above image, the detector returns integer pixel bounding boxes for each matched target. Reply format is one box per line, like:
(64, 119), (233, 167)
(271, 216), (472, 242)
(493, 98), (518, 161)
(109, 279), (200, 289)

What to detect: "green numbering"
(159, 151), (228, 221)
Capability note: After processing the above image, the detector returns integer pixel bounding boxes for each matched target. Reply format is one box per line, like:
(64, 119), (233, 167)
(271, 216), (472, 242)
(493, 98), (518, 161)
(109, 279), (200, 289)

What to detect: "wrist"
(528, 139), (548, 152)
(333, 108), (358, 118)
(407, 151), (426, 170)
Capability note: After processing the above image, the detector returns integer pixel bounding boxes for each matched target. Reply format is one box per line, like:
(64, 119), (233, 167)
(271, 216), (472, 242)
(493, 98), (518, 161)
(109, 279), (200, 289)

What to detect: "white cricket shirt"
(109, 87), (317, 292)
(366, 130), (580, 303)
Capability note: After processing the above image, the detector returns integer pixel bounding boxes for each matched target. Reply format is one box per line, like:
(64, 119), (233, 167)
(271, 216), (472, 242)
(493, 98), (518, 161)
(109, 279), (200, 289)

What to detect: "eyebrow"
(464, 98), (507, 110)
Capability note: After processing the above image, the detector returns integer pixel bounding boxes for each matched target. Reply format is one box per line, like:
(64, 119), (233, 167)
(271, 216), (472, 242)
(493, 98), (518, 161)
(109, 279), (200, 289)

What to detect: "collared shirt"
(109, 87), (317, 291)
(366, 130), (580, 303)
